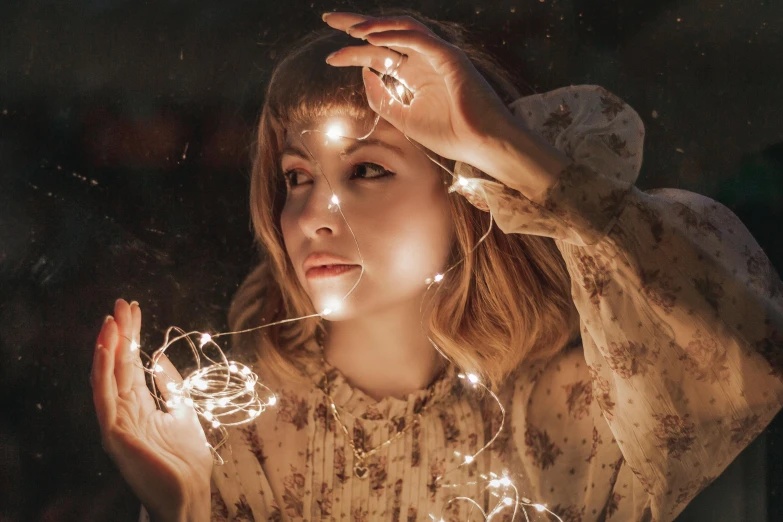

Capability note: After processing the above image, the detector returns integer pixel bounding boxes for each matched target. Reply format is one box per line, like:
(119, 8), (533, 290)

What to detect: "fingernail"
(130, 301), (139, 307)
(321, 12), (331, 22)
(104, 315), (114, 324)
(325, 51), (338, 63)
(97, 343), (104, 351)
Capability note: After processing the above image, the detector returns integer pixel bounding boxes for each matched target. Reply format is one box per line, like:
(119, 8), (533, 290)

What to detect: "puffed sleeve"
(453, 84), (783, 521)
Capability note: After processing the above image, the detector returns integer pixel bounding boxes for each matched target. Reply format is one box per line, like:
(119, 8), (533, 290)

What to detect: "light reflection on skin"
(279, 116), (455, 399)
(280, 116), (455, 322)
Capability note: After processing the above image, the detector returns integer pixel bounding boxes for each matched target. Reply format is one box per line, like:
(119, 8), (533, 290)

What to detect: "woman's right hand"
(91, 299), (213, 522)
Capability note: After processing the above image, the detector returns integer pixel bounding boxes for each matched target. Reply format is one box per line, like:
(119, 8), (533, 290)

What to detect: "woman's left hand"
(322, 12), (517, 170)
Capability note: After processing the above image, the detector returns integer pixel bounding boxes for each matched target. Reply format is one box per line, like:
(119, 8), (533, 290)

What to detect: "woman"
(90, 7), (783, 522)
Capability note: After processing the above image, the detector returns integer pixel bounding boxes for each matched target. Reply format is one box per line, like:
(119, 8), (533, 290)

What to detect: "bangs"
(265, 28), (378, 135)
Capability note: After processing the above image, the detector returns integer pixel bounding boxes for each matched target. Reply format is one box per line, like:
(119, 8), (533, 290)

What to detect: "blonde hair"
(228, 7), (580, 391)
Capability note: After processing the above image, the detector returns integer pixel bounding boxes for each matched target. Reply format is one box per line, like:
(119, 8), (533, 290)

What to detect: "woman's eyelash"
(283, 163), (394, 187)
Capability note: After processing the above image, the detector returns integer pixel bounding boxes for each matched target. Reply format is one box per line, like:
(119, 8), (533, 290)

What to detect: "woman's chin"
(312, 294), (353, 320)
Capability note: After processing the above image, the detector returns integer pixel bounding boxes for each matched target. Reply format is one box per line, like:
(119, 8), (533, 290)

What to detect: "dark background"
(1, 0), (782, 520)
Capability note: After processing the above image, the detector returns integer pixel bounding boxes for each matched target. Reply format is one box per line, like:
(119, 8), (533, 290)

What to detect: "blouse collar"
(300, 336), (463, 421)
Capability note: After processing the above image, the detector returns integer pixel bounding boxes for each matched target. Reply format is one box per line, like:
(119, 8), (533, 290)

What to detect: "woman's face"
(279, 116), (455, 320)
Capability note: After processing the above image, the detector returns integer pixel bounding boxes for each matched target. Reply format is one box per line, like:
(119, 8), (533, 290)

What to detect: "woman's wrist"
(189, 485), (213, 522)
(147, 483), (211, 522)
(473, 113), (571, 203)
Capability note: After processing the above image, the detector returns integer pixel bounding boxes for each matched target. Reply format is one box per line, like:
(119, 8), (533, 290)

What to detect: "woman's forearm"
(478, 113), (572, 203)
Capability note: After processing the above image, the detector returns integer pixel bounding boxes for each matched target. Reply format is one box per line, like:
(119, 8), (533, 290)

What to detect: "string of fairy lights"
(128, 52), (563, 521)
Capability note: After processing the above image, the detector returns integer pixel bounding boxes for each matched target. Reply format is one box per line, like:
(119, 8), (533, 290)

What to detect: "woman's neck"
(322, 301), (446, 402)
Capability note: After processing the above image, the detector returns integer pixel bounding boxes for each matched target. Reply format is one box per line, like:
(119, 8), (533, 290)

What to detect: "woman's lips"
(305, 264), (360, 279)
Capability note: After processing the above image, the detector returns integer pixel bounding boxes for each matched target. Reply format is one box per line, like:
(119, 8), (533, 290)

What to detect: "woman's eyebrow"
(281, 138), (405, 161)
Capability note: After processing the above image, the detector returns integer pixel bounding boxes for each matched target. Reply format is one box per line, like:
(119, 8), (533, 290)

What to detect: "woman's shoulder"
(497, 337), (589, 426)
(506, 336), (586, 390)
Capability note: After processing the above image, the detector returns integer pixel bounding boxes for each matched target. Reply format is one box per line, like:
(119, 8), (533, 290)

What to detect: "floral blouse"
(139, 85), (783, 522)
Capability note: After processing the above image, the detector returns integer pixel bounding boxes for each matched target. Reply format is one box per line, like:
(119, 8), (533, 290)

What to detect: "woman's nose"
(297, 179), (342, 237)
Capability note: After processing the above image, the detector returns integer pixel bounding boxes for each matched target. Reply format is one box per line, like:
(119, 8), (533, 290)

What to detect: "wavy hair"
(228, 7), (580, 391)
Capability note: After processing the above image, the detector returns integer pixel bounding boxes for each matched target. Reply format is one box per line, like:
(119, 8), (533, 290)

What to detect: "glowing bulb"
(129, 97), (549, 516)
(384, 57), (393, 69)
(327, 193), (340, 212)
(395, 84), (405, 96)
(321, 296), (343, 316)
(166, 382), (177, 392)
(326, 124), (343, 140)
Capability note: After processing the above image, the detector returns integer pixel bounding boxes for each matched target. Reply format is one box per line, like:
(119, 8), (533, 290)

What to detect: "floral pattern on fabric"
(137, 85), (783, 522)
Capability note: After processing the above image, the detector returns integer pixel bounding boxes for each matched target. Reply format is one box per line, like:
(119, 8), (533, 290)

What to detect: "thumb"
(362, 67), (406, 132)
(154, 353), (202, 424)
(153, 353), (186, 403)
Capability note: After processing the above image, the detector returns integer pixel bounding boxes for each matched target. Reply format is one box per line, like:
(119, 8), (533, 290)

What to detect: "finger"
(113, 299), (137, 395)
(128, 301), (147, 391)
(364, 30), (452, 61)
(92, 346), (117, 432)
(322, 12), (374, 32)
(125, 301), (162, 418)
(361, 67), (408, 133)
(153, 353), (185, 399)
(97, 316), (120, 398)
(92, 320), (118, 433)
(327, 44), (420, 87)
(153, 354), (200, 422)
(344, 15), (436, 40)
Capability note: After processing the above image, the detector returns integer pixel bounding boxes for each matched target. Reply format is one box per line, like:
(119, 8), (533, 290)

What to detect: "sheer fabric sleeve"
(454, 84), (783, 521)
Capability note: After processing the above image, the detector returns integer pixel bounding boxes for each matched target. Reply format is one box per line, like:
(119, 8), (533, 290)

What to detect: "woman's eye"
(284, 163), (393, 189)
(350, 163), (394, 180)
(283, 169), (308, 187)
